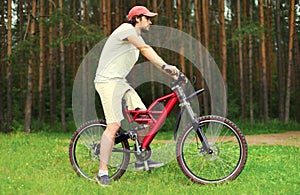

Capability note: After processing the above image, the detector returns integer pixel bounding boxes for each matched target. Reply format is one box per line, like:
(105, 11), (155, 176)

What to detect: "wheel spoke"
(177, 116), (247, 184)
(69, 121), (130, 181)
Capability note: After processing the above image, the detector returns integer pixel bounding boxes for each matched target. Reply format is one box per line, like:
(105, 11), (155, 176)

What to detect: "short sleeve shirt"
(94, 23), (143, 82)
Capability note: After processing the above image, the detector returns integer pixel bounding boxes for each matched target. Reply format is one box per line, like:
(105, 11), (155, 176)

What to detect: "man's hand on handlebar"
(161, 64), (188, 85)
(176, 72), (188, 85)
(161, 64), (180, 79)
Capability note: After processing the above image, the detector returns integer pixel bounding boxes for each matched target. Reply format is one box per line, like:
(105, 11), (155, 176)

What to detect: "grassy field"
(0, 132), (299, 195)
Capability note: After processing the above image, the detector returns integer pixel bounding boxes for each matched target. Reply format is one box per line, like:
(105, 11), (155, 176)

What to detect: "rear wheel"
(69, 120), (130, 181)
(176, 115), (247, 184)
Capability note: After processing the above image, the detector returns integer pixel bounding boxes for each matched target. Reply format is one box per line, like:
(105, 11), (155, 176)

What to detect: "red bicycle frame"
(123, 92), (179, 149)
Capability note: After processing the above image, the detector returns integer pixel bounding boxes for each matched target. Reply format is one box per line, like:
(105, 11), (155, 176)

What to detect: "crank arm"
(112, 148), (137, 154)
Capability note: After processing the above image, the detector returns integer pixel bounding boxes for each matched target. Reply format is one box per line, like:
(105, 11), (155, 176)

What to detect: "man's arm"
(127, 35), (180, 79)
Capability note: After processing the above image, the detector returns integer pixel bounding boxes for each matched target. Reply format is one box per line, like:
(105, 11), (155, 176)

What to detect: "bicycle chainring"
(134, 145), (152, 161)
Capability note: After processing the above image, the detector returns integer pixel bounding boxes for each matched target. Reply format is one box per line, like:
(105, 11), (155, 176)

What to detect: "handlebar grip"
(177, 72), (187, 83)
(171, 72), (188, 88)
(162, 64), (188, 86)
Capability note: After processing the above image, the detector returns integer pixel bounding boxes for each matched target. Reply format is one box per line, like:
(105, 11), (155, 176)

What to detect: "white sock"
(98, 170), (108, 177)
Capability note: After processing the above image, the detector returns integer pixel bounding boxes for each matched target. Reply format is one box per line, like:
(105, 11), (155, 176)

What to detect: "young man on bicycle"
(94, 6), (184, 186)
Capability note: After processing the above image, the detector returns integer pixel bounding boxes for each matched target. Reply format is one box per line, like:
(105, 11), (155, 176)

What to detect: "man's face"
(139, 16), (152, 33)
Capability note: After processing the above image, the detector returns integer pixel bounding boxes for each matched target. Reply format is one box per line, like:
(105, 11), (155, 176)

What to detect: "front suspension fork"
(192, 122), (213, 154)
(174, 85), (213, 154)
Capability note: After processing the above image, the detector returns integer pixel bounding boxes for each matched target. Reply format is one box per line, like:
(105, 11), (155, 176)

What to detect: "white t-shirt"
(95, 23), (144, 82)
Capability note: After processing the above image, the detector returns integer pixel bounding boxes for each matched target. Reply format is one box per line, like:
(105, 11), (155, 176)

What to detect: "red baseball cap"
(127, 6), (158, 20)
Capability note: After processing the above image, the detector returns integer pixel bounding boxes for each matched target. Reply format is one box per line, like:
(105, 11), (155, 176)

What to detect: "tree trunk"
(242, 0), (248, 118)
(248, 0), (254, 124)
(165, 0), (174, 64)
(237, 0), (245, 120)
(18, 0), (25, 108)
(294, 34), (300, 123)
(210, 1), (217, 57)
(71, 1), (76, 79)
(266, 0), (273, 117)
(219, 0), (227, 88)
(194, 0), (204, 115)
(84, 0), (89, 23)
(130, 0), (136, 8)
(150, 0), (158, 100)
(0, 0), (5, 132)
(25, 0), (37, 133)
(53, 0), (58, 127)
(177, 0), (185, 73)
(6, 0), (13, 133)
(275, 0), (284, 121)
(48, 0), (55, 127)
(106, 0), (111, 34)
(259, 0), (269, 122)
(202, 0), (210, 115)
(38, 0), (45, 123)
(284, 0), (295, 123)
(115, 0), (120, 26)
(102, 0), (108, 35)
(59, 0), (66, 131)
(81, 0), (89, 122)
(187, 0), (193, 80)
(100, 0), (104, 30)
(165, 0), (173, 28)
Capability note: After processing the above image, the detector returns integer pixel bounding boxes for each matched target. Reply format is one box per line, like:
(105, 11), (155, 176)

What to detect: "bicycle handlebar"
(171, 72), (187, 88)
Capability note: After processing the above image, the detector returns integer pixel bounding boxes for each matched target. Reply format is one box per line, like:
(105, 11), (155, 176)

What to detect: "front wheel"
(69, 120), (130, 181)
(176, 115), (248, 184)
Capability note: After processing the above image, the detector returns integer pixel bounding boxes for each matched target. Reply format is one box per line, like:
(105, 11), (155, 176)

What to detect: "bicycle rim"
(177, 115), (247, 184)
(69, 120), (130, 181)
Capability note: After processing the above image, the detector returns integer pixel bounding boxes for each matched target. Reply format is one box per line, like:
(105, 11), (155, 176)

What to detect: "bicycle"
(69, 75), (248, 184)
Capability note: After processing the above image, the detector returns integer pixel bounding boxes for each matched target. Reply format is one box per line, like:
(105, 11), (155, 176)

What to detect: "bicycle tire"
(176, 115), (247, 184)
(69, 120), (130, 181)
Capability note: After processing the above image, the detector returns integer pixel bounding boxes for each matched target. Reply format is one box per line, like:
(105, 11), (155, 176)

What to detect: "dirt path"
(245, 131), (300, 146)
(153, 131), (300, 146)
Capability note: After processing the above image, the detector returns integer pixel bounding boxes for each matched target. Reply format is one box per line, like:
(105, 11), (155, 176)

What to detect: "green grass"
(0, 132), (299, 195)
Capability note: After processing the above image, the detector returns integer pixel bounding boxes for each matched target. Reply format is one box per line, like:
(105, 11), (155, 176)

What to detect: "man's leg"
(123, 89), (164, 170)
(123, 90), (148, 142)
(97, 122), (120, 186)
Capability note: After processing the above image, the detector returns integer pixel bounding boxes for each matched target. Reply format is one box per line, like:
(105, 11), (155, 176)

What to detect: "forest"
(0, 0), (299, 133)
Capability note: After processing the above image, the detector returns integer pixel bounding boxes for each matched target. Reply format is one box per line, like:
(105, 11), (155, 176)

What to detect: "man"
(94, 6), (184, 186)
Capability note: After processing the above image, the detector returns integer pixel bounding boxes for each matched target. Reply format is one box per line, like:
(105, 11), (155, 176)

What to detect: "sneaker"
(96, 175), (110, 186)
(135, 160), (164, 171)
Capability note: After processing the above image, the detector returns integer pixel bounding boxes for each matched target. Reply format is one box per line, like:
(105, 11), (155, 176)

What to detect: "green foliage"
(0, 133), (299, 194)
(235, 119), (300, 135)
(230, 21), (262, 42)
(2, 1), (299, 133)
(4, 6), (106, 129)
(46, 9), (105, 47)
(8, 118), (76, 133)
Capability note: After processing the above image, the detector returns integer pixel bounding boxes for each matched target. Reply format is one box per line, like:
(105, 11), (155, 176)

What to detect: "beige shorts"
(95, 82), (146, 124)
